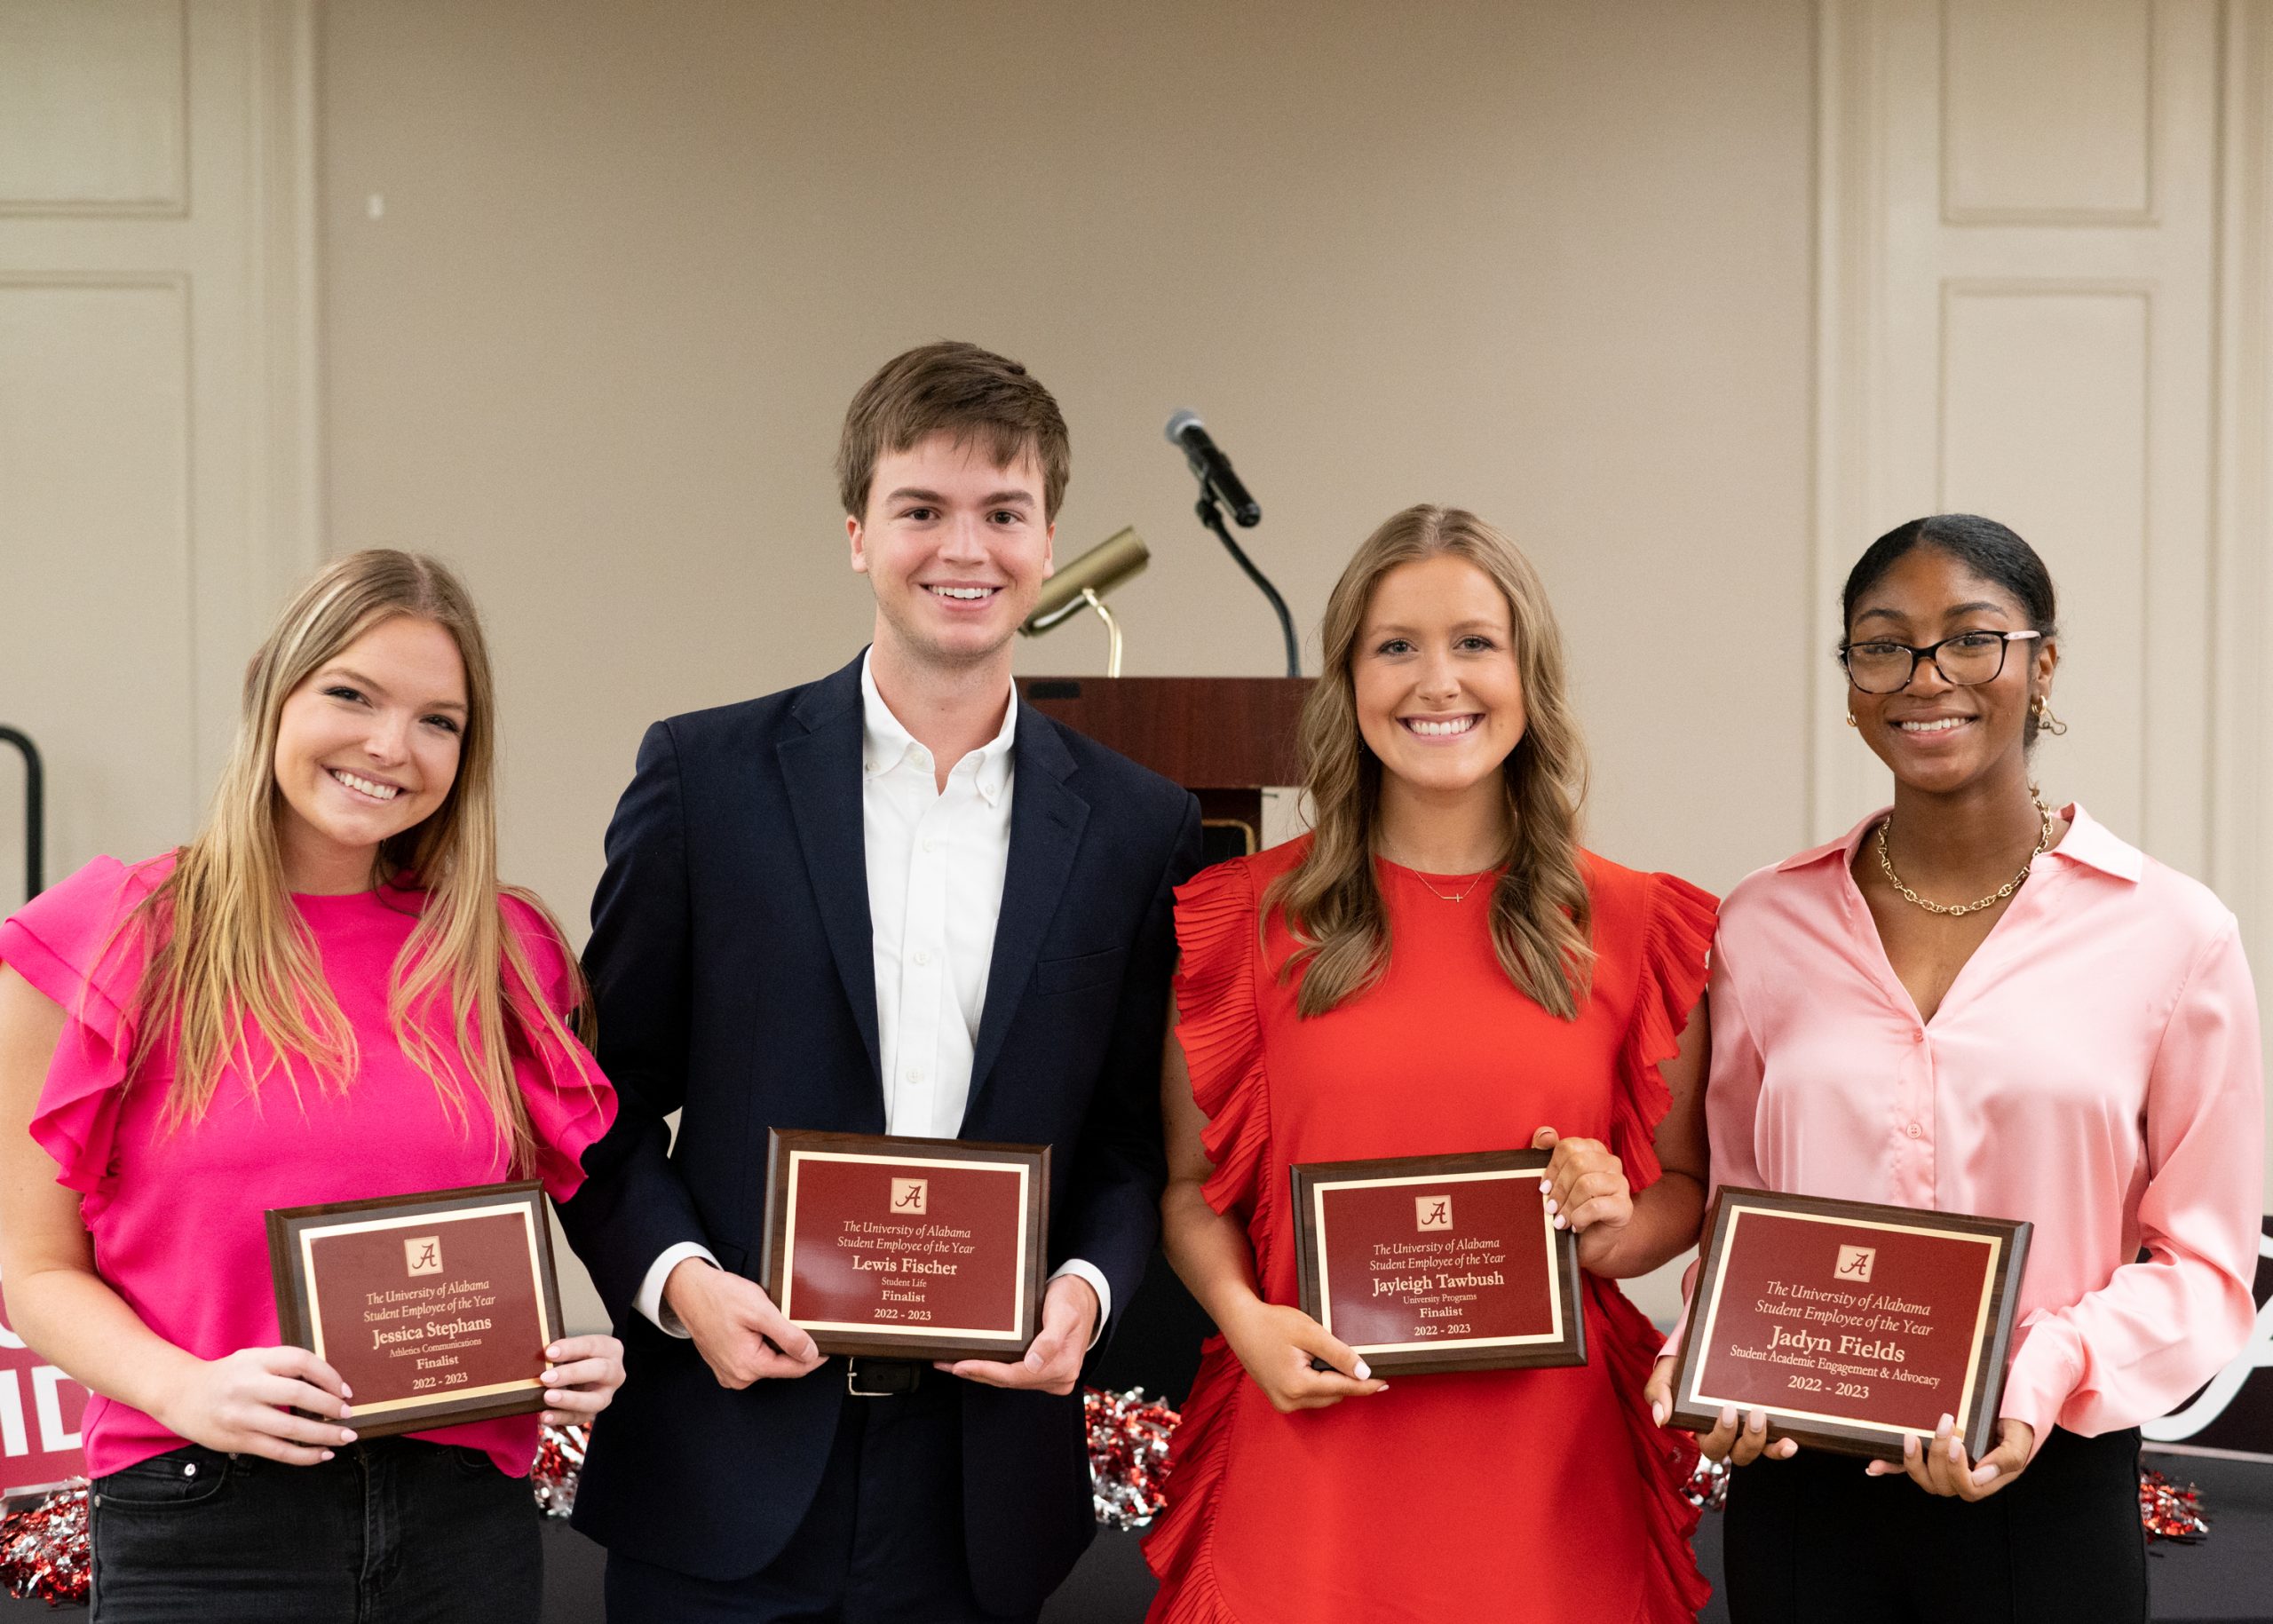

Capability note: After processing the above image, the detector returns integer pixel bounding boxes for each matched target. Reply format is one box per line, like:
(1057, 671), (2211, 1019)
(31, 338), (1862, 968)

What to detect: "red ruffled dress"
(1144, 840), (1715, 1624)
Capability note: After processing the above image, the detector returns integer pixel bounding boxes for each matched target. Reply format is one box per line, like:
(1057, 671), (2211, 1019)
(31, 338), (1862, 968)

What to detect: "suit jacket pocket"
(1031, 947), (1126, 997)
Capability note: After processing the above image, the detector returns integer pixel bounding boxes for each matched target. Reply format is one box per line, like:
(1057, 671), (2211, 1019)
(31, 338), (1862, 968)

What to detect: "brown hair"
(1263, 505), (1596, 1019)
(118, 550), (593, 1172)
(836, 341), (1072, 521)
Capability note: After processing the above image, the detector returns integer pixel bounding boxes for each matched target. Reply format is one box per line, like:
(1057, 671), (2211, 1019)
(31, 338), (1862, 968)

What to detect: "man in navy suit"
(558, 342), (1203, 1621)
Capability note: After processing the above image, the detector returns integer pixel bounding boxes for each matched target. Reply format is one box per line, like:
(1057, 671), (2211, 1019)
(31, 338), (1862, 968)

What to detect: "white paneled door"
(0, 0), (318, 911)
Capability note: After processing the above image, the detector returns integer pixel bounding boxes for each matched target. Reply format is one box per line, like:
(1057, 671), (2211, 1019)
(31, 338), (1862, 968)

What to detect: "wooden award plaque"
(266, 1181), (564, 1438)
(760, 1129), (1049, 1362)
(1289, 1148), (1587, 1376)
(1667, 1187), (2032, 1462)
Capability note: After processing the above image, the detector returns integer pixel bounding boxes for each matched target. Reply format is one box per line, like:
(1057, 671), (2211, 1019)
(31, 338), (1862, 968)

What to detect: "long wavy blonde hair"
(116, 551), (592, 1173)
(1263, 505), (1595, 1019)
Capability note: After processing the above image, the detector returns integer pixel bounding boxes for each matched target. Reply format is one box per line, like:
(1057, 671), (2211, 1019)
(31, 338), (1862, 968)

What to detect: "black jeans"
(90, 1437), (541, 1623)
(1721, 1425), (2148, 1624)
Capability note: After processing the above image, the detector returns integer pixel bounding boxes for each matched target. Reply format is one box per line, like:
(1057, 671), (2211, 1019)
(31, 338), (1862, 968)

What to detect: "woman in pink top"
(1647, 515), (2263, 1623)
(0, 551), (623, 1622)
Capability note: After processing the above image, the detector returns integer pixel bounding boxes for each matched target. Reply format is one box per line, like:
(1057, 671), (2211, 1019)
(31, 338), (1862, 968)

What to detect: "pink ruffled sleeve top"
(0, 855), (616, 1477)
(1682, 805), (2264, 1443)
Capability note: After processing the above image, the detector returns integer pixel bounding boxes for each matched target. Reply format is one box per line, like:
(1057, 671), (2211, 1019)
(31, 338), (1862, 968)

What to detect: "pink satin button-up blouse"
(1679, 804), (2264, 1444)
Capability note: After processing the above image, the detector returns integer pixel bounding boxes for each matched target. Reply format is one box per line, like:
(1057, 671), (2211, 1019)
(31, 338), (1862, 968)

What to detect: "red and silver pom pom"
(1086, 1385), (1180, 1532)
(532, 1421), (589, 1519)
(0, 1484), (90, 1605)
(2141, 1468), (2208, 1545)
(1681, 1453), (1730, 1513)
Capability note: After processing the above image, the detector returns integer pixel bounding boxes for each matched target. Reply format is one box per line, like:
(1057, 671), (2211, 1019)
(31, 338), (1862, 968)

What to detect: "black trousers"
(603, 1376), (1037, 1624)
(1721, 1425), (2147, 1624)
(89, 1437), (541, 1623)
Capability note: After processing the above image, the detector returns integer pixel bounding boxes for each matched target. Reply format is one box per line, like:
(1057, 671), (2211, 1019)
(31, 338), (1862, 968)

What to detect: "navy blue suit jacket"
(557, 652), (1201, 1610)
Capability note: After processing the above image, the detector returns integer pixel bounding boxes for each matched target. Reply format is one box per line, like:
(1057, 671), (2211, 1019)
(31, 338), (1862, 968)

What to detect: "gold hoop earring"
(2031, 694), (2068, 736)
(1844, 712), (1858, 728)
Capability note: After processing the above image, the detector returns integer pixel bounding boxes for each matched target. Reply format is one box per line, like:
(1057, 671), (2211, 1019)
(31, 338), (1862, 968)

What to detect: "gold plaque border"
(779, 1149), (1032, 1343)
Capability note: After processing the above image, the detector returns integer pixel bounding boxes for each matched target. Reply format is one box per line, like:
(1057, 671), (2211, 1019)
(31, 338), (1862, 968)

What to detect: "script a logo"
(404, 1236), (443, 1277)
(891, 1178), (929, 1216)
(1834, 1244), (1875, 1284)
(1415, 1194), (1453, 1232)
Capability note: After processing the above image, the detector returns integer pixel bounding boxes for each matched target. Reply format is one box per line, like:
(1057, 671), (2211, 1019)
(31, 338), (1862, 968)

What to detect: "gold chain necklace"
(1408, 868), (1491, 902)
(1875, 795), (2054, 917)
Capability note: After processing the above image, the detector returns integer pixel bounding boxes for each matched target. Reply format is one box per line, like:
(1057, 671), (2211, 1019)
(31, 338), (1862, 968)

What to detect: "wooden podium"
(1017, 674), (1313, 1404)
(1018, 676), (1312, 867)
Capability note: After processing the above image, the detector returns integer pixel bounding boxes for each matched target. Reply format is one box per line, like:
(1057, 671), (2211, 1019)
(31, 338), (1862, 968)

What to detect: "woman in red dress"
(1146, 505), (1715, 1623)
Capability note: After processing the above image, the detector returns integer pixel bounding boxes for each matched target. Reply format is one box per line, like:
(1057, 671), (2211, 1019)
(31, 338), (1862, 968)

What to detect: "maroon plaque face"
(760, 1129), (1050, 1361)
(266, 1182), (563, 1438)
(1290, 1149), (1586, 1376)
(1668, 1188), (2031, 1462)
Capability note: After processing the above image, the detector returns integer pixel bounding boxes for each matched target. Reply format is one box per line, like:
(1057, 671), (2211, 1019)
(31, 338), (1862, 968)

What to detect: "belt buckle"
(845, 1358), (919, 1398)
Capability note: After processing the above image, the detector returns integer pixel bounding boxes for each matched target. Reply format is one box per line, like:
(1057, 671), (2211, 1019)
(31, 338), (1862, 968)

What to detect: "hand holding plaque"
(266, 1181), (565, 1438)
(760, 1129), (1049, 1362)
(1290, 1148), (1586, 1377)
(1666, 1188), (2031, 1462)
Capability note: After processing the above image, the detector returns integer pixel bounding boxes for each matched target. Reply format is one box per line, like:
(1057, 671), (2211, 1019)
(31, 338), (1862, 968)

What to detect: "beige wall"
(316, 0), (1813, 1329)
(318, 0), (1818, 926)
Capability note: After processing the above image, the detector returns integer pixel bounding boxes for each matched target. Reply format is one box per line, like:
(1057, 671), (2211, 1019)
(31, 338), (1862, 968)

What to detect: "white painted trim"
(2207, 0), (2273, 1206)
(1810, 0), (1886, 844)
(254, 0), (322, 593)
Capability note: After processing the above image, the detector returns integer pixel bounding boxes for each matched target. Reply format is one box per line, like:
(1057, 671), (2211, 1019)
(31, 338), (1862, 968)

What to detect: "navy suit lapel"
(965, 708), (1087, 1121)
(778, 655), (883, 1098)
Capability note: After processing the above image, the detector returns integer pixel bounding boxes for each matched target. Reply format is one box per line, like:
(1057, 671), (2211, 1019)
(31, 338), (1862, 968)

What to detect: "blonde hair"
(117, 550), (592, 1172)
(1264, 505), (1596, 1019)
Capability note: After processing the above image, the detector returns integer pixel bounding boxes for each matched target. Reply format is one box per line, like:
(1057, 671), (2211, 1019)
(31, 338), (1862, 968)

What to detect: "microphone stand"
(1192, 490), (1300, 678)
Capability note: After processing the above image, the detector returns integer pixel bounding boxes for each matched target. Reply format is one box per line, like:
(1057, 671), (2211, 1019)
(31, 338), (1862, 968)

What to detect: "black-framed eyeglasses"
(1837, 630), (2041, 694)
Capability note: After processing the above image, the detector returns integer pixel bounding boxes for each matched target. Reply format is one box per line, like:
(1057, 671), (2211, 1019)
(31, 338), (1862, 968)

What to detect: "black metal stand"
(1193, 494), (1300, 678)
(0, 726), (44, 899)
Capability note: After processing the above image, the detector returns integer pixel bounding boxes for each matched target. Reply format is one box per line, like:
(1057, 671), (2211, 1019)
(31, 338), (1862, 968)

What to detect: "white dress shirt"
(636, 653), (1110, 1341)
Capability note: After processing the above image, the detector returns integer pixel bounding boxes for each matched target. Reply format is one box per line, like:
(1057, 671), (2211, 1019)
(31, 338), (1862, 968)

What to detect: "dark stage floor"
(9, 1451), (2264, 1620)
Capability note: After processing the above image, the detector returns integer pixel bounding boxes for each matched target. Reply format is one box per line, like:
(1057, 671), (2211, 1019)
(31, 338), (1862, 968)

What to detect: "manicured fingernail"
(1538, 1179), (1551, 1193)
(339, 1405), (353, 1419)
(1543, 1198), (1558, 1214)
(1903, 1434), (1919, 1459)
(1354, 1359), (1372, 1380)
(541, 1369), (558, 1383)
(1865, 1461), (1889, 1476)
(546, 1345), (563, 1359)
(340, 1384), (352, 1398)
(1651, 1399), (1667, 1426)
(547, 1390), (567, 1404)
(320, 1450), (335, 1462)
(1937, 1414), (1953, 1432)
(1971, 1462), (1998, 1485)
(1720, 1406), (1737, 1430)
(1553, 1215), (1567, 1229)
(338, 1429), (355, 1443)
(1748, 1411), (1765, 1434)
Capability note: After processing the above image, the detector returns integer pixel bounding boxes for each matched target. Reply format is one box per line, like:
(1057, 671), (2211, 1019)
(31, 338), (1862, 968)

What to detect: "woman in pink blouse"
(0, 551), (623, 1621)
(1648, 515), (2263, 1623)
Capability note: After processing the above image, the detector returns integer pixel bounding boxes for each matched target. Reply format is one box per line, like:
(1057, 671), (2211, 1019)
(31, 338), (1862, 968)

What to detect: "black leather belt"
(845, 1358), (923, 1398)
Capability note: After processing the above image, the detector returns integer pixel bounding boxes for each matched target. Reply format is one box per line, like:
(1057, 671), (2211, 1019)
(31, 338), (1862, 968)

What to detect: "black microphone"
(1164, 410), (1262, 527)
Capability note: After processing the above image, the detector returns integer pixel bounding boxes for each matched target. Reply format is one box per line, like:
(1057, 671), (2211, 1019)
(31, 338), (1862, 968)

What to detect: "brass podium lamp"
(1017, 527), (1149, 677)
